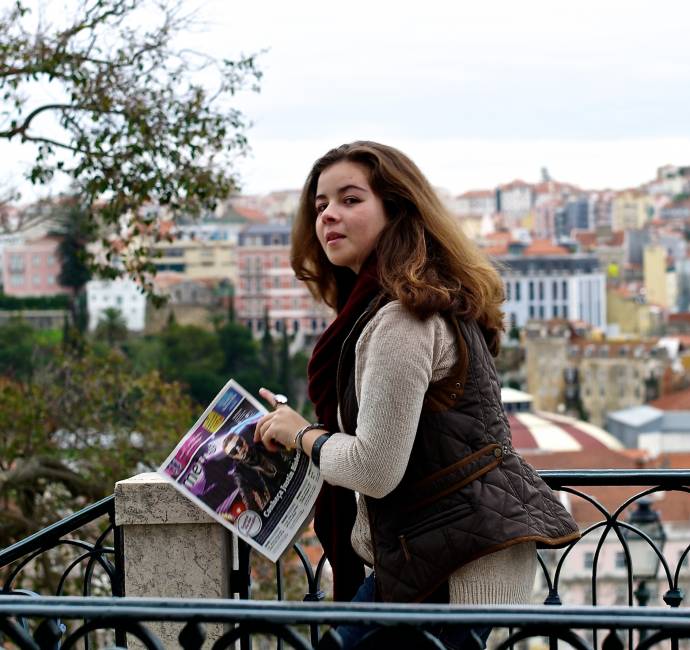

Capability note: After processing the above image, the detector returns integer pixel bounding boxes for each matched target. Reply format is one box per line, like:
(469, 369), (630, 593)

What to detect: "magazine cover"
(158, 379), (323, 562)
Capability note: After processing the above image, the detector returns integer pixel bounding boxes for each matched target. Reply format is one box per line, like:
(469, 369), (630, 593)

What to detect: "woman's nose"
(320, 205), (339, 222)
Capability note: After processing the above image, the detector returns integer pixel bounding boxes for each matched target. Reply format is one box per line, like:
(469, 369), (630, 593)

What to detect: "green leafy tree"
(50, 197), (93, 332)
(155, 323), (225, 405)
(217, 320), (263, 395)
(0, 347), (195, 549)
(94, 307), (128, 346)
(0, 318), (50, 381)
(0, 0), (261, 290)
(276, 327), (293, 400)
(260, 310), (276, 384)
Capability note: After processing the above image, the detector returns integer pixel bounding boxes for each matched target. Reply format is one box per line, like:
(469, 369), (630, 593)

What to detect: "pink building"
(2, 237), (71, 297)
(236, 224), (333, 342)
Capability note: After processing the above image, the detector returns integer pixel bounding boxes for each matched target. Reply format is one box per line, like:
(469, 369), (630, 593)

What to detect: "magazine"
(158, 379), (323, 562)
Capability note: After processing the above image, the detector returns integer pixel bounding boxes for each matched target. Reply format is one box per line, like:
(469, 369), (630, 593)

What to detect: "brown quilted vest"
(337, 300), (581, 603)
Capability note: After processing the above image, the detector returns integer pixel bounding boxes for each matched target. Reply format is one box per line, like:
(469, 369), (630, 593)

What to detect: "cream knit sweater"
(318, 301), (536, 604)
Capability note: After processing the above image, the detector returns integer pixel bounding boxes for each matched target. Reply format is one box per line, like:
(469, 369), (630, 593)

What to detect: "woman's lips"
(326, 233), (345, 245)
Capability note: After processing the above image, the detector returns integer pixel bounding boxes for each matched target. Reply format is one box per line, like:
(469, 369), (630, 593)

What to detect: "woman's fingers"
(253, 412), (283, 451)
(258, 386), (277, 406)
(253, 404), (309, 451)
(254, 412), (270, 442)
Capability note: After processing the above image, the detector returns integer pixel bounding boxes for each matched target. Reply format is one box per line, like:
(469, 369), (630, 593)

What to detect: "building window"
(505, 281), (511, 301)
(48, 275), (55, 284)
(10, 254), (24, 271)
(529, 281), (534, 301)
(562, 280), (568, 300)
(563, 304), (568, 319)
(538, 305), (545, 319)
(32, 254), (41, 266)
(293, 319), (299, 332)
(584, 552), (594, 569)
(528, 305), (535, 319)
(538, 281), (544, 301)
(552, 305), (558, 318)
(552, 280), (558, 300)
(33, 275), (41, 285)
(615, 552), (627, 569)
(515, 282), (521, 302)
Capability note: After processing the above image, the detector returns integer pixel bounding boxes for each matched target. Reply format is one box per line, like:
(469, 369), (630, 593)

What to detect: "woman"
(255, 141), (580, 648)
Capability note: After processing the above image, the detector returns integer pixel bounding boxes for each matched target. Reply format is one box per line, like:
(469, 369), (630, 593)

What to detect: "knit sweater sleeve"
(318, 301), (453, 498)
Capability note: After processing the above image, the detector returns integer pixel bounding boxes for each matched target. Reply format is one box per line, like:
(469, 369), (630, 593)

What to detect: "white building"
(499, 254), (606, 330)
(455, 189), (497, 217)
(497, 180), (533, 226)
(86, 278), (147, 331)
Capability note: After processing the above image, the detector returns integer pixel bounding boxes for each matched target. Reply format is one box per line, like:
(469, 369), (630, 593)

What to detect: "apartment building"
(611, 190), (654, 231)
(455, 189), (496, 216)
(235, 223), (332, 342)
(152, 238), (237, 284)
(2, 236), (70, 297)
(526, 328), (677, 427)
(86, 277), (147, 331)
(500, 253), (606, 330)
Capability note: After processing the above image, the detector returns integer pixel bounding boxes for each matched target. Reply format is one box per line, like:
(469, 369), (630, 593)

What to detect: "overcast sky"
(6, 0), (690, 198)
(195, 0), (690, 195)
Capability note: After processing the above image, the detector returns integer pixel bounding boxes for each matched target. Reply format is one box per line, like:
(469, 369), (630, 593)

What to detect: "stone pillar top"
(115, 472), (215, 526)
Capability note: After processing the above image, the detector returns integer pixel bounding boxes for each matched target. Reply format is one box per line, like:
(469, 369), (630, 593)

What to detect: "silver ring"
(274, 394), (288, 408)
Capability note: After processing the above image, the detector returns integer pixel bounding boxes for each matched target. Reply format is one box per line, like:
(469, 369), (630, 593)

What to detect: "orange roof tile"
(648, 387), (690, 411)
(233, 205), (268, 222)
(500, 179), (532, 190)
(574, 231), (597, 247)
(483, 244), (509, 256)
(457, 189), (494, 199)
(485, 231), (512, 242)
(523, 240), (569, 256)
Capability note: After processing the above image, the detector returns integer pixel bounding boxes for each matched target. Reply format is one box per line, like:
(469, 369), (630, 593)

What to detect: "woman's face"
(314, 161), (387, 274)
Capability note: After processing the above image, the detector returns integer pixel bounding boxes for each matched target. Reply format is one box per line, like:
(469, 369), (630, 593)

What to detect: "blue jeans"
(331, 573), (492, 650)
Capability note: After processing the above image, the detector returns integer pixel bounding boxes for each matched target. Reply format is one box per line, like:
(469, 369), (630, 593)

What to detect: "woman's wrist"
(292, 423), (325, 451)
(301, 428), (329, 456)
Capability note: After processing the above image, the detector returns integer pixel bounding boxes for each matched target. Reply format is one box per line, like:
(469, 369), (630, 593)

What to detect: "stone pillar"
(115, 472), (235, 648)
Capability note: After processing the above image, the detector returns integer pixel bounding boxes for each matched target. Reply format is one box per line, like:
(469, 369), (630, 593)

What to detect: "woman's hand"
(254, 387), (310, 453)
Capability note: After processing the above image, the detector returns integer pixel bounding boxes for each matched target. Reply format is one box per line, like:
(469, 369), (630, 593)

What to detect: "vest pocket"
(404, 445), (503, 513)
(398, 500), (474, 540)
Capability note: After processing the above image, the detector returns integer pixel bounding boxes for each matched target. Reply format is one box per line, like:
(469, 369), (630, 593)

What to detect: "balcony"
(1, 470), (689, 649)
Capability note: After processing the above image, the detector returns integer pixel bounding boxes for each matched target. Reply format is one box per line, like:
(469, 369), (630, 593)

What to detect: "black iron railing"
(0, 495), (123, 599)
(1, 596), (690, 649)
(1, 470), (690, 649)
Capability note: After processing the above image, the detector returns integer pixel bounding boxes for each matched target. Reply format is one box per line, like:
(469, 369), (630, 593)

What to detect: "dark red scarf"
(307, 255), (381, 601)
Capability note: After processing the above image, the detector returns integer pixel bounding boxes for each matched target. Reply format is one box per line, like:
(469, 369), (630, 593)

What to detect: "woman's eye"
(316, 203), (327, 214)
(344, 196), (359, 205)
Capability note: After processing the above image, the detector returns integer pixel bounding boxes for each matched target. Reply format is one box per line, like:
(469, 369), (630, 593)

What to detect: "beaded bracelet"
(293, 423), (326, 452)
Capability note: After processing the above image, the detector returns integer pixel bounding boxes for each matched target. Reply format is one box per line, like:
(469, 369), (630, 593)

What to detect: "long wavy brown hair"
(291, 141), (505, 355)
